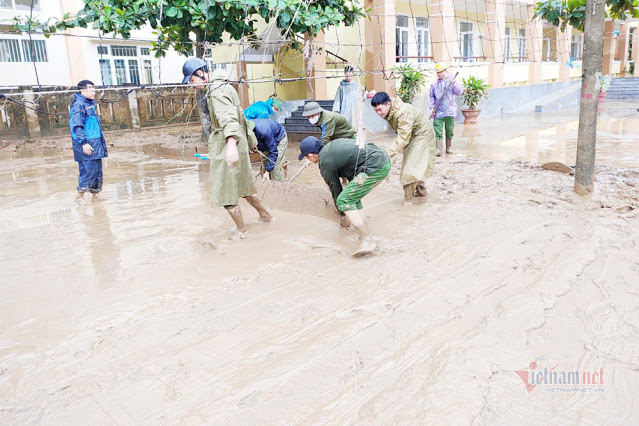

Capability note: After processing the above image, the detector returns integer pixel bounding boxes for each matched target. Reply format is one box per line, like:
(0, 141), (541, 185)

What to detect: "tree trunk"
(195, 31), (211, 142)
(574, 0), (606, 195)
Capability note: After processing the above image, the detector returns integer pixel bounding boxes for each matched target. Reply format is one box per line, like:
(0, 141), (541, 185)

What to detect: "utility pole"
(574, 0), (607, 195)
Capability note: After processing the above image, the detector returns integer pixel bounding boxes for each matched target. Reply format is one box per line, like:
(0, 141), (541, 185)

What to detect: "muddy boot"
(436, 139), (443, 156)
(446, 138), (454, 154)
(245, 195), (273, 223)
(403, 182), (417, 203)
(414, 181), (428, 197)
(352, 223), (376, 258)
(225, 205), (248, 239)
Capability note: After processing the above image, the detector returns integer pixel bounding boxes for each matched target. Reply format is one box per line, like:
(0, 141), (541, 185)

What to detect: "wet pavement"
(454, 101), (639, 168)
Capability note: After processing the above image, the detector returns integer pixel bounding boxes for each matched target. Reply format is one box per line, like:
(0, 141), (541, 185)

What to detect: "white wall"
(0, 0), (72, 86)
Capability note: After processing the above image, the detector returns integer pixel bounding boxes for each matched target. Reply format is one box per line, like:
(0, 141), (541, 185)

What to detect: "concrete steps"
(607, 78), (639, 99)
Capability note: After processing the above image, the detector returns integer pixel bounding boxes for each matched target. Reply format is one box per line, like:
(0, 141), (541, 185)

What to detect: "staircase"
(607, 77), (639, 99)
(283, 100), (334, 142)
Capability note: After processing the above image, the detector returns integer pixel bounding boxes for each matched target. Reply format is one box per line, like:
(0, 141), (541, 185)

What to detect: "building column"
(485, 0), (506, 88)
(616, 24), (631, 73)
(430, 0), (457, 65)
(364, 0), (395, 94)
(22, 89), (42, 139)
(633, 30), (639, 77)
(556, 25), (572, 81)
(602, 20), (615, 75)
(304, 33), (328, 100)
(526, 5), (543, 84)
(60, 0), (88, 85)
(127, 90), (141, 130)
(235, 61), (250, 108)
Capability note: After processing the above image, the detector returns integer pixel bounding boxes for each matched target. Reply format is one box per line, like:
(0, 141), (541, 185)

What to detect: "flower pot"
(461, 108), (482, 124)
(598, 92), (608, 103)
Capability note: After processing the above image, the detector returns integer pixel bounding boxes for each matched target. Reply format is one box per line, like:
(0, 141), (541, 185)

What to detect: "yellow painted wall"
(503, 63), (529, 84)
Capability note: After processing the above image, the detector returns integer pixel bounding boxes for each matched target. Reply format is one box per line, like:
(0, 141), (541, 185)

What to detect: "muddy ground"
(1, 112), (639, 423)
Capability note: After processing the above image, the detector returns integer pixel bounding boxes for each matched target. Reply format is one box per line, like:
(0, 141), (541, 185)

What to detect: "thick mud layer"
(1, 109), (639, 422)
(1, 146), (638, 422)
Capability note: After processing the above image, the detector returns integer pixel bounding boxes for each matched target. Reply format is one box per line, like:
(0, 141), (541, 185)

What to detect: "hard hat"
(181, 57), (208, 84)
(435, 62), (448, 73)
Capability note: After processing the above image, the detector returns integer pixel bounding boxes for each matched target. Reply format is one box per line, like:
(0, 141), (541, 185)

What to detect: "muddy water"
(2, 124), (639, 422)
(456, 101), (639, 168)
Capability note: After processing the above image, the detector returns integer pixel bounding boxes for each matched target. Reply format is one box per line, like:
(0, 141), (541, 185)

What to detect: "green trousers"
(336, 161), (391, 212)
(433, 116), (455, 140)
(260, 135), (288, 181)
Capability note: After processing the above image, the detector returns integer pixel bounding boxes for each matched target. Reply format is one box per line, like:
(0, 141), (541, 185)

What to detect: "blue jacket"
(244, 100), (274, 120)
(252, 119), (286, 172)
(69, 93), (108, 161)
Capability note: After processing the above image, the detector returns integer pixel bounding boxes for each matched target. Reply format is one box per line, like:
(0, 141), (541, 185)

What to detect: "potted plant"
(392, 64), (429, 104)
(460, 76), (490, 124)
(598, 74), (611, 103)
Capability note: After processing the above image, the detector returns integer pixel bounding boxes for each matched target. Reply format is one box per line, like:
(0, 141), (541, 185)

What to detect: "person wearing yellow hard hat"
(429, 63), (462, 156)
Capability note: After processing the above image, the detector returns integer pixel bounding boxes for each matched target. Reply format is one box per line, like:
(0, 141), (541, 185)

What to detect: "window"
(99, 59), (113, 85)
(0, 39), (22, 62)
(114, 59), (127, 85)
(460, 22), (474, 61)
(571, 35), (582, 60)
(128, 59), (140, 84)
(111, 45), (137, 57)
(143, 59), (153, 84)
(21, 39), (47, 62)
(504, 27), (511, 61)
(518, 29), (526, 61)
(0, 38), (48, 63)
(416, 17), (430, 62)
(0, 0), (40, 10)
(396, 15), (409, 63)
(98, 44), (152, 86)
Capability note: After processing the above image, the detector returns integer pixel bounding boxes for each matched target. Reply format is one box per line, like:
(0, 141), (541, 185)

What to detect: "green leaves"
(12, 0), (365, 57)
(393, 64), (429, 104)
(460, 76), (490, 109)
(535, 0), (639, 31)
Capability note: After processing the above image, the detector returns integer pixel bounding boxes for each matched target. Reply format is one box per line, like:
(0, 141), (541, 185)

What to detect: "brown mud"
(1, 106), (639, 423)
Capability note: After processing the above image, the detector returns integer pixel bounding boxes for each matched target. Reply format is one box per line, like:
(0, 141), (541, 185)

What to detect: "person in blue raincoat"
(244, 97), (283, 120)
(249, 118), (288, 181)
(69, 80), (108, 202)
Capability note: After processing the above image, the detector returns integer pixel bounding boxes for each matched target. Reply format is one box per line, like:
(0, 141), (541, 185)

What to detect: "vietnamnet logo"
(515, 361), (605, 393)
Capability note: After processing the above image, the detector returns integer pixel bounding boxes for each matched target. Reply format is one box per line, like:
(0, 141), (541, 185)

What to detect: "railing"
(454, 56), (488, 63)
(395, 56), (434, 62)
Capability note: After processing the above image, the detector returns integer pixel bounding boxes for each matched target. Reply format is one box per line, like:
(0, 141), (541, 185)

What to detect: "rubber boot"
(446, 138), (454, 154)
(403, 182), (417, 203)
(352, 223), (376, 258)
(436, 139), (443, 156)
(414, 181), (428, 197)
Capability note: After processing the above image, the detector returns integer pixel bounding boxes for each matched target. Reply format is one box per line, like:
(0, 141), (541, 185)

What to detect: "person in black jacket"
(249, 118), (288, 181)
(69, 80), (108, 202)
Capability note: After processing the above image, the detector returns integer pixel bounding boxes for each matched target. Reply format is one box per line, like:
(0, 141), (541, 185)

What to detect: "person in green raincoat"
(182, 58), (272, 238)
(301, 101), (356, 144)
(371, 92), (436, 203)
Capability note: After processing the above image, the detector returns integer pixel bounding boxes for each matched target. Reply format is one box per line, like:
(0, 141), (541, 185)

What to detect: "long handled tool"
(431, 71), (459, 120)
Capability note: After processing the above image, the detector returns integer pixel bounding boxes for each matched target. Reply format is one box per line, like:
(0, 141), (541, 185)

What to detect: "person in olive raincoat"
(301, 102), (356, 144)
(69, 80), (108, 202)
(182, 58), (272, 238)
(371, 92), (436, 203)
